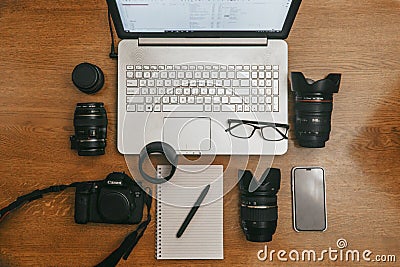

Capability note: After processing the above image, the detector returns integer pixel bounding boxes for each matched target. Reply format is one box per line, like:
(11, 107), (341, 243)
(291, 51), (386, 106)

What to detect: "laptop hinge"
(138, 38), (268, 46)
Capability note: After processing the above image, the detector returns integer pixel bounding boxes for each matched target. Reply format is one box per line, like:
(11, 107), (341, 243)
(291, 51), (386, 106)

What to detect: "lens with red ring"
(291, 72), (341, 148)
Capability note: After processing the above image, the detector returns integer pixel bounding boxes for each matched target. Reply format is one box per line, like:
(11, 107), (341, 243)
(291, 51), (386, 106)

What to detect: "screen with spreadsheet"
(115, 0), (293, 33)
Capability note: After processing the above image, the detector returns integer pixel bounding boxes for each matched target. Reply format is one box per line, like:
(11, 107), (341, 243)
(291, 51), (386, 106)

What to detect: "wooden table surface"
(0, 0), (399, 266)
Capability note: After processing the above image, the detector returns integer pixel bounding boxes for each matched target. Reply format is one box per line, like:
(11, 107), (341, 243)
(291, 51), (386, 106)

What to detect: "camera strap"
(0, 183), (80, 222)
(95, 188), (152, 267)
(0, 182), (153, 267)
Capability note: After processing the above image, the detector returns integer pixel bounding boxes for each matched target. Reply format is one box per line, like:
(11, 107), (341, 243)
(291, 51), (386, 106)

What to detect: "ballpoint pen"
(176, 184), (210, 238)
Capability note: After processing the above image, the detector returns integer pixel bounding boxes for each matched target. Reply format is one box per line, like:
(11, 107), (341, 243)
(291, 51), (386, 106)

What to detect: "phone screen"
(292, 167), (327, 231)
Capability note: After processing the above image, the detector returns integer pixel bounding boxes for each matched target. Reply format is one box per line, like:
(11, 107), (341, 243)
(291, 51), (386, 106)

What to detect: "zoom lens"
(70, 102), (108, 156)
(294, 95), (334, 148)
(239, 168), (281, 242)
(291, 72), (341, 148)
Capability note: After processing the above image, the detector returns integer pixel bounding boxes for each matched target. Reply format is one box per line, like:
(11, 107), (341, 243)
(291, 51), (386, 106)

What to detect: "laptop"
(107, 0), (301, 155)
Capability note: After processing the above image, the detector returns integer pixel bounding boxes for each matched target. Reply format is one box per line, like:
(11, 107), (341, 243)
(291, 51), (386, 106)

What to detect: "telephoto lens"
(239, 168), (281, 242)
(70, 102), (108, 156)
(291, 72), (341, 148)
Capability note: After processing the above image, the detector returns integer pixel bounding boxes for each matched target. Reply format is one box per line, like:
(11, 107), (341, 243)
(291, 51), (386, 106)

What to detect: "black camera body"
(239, 168), (281, 242)
(74, 172), (144, 224)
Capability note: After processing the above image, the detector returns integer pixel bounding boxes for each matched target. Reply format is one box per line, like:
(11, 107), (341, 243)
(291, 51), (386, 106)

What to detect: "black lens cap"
(72, 62), (104, 94)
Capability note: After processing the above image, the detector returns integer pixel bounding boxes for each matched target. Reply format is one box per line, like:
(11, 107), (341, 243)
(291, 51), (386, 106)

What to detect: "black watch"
(138, 142), (178, 184)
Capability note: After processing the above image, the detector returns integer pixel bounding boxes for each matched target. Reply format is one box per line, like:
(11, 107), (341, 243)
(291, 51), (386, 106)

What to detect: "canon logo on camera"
(107, 180), (122, 185)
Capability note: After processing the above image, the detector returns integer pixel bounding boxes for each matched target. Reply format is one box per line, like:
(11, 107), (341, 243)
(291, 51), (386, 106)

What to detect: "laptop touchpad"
(163, 117), (211, 152)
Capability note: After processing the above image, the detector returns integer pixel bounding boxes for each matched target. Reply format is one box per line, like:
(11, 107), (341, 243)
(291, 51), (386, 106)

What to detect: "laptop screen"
(115, 0), (293, 33)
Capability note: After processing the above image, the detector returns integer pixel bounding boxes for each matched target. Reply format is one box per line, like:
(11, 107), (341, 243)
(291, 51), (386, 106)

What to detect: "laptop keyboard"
(125, 64), (279, 113)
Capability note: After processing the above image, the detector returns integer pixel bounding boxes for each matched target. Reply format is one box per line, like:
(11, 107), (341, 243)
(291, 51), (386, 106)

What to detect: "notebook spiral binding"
(156, 166), (162, 258)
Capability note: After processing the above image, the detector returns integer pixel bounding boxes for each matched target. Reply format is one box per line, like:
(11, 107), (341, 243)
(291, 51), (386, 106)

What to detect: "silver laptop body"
(108, 0), (302, 155)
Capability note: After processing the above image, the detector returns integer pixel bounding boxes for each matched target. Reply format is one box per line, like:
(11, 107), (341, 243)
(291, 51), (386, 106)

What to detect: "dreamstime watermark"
(257, 238), (396, 263)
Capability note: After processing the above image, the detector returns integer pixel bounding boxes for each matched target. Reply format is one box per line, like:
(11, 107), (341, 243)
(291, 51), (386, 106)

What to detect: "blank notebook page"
(156, 165), (224, 259)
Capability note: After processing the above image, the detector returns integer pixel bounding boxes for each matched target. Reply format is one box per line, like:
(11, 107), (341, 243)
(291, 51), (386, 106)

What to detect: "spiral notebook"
(156, 165), (224, 259)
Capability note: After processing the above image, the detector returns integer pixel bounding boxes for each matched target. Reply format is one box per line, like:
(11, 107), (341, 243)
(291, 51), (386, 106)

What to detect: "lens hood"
(291, 72), (341, 95)
(138, 141), (178, 184)
(239, 168), (281, 195)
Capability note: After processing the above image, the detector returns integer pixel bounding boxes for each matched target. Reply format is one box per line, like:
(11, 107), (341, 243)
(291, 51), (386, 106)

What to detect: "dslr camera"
(239, 168), (281, 242)
(74, 172), (145, 224)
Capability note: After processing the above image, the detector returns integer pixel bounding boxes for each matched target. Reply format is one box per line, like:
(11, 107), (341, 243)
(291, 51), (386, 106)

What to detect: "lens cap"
(72, 62), (104, 94)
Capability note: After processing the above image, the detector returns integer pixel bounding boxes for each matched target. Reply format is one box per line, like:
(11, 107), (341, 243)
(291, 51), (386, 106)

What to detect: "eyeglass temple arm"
(225, 123), (242, 132)
(274, 127), (288, 139)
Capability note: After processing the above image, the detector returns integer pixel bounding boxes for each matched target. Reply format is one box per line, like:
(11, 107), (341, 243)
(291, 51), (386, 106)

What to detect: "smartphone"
(292, 167), (327, 231)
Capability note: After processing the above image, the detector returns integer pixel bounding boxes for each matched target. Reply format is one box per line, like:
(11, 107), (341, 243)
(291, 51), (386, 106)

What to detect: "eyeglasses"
(225, 119), (289, 141)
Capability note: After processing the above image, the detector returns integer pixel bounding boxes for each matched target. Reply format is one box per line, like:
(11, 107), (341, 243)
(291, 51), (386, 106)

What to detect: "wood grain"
(0, 0), (399, 266)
